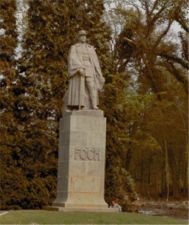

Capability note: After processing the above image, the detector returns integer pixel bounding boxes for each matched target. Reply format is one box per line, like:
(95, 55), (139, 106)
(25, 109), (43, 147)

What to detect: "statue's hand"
(101, 77), (105, 83)
(79, 68), (85, 77)
(99, 88), (104, 93)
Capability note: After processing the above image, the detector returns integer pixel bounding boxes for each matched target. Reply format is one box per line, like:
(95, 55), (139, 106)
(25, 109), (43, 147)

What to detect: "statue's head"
(78, 30), (87, 43)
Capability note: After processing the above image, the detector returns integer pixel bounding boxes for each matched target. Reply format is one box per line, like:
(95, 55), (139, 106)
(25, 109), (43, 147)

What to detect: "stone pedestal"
(53, 110), (111, 212)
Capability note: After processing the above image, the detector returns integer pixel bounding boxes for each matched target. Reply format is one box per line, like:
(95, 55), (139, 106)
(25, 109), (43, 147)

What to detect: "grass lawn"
(0, 210), (188, 224)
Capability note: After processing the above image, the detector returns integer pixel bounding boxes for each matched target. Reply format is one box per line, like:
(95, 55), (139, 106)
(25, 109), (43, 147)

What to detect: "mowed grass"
(0, 210), (188, 224)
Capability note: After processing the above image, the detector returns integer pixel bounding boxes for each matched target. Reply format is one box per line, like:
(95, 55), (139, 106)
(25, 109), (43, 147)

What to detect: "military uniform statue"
(65, 30), (105, 110)
(53, 31), (116, 212)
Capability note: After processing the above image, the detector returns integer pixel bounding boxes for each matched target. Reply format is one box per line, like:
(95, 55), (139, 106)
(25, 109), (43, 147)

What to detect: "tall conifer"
(0, 0), (27, 209)
(8, 0), (113, 208)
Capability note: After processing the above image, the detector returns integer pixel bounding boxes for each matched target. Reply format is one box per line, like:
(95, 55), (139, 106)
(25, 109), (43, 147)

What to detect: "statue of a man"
(65, 30), (105, 110)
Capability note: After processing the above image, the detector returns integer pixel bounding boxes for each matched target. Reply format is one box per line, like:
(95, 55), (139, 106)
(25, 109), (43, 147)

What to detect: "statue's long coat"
(67, 43), (105, 107)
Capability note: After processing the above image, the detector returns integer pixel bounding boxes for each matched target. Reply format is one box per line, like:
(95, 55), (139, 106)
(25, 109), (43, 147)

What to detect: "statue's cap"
(78, 30), (87, 36)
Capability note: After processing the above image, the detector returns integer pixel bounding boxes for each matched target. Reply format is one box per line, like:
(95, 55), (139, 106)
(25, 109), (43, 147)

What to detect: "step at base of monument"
(45, 205), (119, 212)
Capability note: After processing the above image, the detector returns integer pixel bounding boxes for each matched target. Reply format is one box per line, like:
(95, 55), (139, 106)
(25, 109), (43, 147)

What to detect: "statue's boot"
(90, 90), (98, 110)
(86, 77), (98, 110)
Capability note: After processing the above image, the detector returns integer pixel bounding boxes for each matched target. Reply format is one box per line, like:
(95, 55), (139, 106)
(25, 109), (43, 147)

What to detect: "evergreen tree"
(2, 0), (113, 209)
(0, 0), (26, 209)
(102, 73), (139, 206)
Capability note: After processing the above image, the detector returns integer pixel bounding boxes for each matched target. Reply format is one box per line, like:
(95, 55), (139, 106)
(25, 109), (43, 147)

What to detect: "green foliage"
(0, 0), (21, 209)
(106, 0), (188, 200)
(115, 0), (189, 93)
(102, 73), (139, 204)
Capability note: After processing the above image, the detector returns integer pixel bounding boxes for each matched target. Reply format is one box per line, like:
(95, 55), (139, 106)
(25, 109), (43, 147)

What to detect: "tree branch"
(151, 0), (161, 14)
(150, 1), (170, 26)
(175, 14), (189, 32)
(159, 53), (189, 70)
(153, 20), (173, 48)
(164, 62), (188, 93)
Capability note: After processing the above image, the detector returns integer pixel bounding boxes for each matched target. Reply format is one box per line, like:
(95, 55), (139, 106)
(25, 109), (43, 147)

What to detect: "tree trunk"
(164, 139), (170, 201)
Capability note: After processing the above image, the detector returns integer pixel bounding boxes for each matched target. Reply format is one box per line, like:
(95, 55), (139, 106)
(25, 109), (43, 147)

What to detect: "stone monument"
(53, 30), (113, 212)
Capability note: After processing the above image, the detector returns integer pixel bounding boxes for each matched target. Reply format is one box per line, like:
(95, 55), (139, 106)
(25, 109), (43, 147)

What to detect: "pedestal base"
(46, 205), (119, 212)
(53, 110), (110, 212)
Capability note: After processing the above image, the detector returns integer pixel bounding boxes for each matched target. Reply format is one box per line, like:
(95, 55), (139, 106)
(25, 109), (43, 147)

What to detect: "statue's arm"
(90, 46), (105, 90)
(92, 47), (104, 80)
(68, 45), (85, 77)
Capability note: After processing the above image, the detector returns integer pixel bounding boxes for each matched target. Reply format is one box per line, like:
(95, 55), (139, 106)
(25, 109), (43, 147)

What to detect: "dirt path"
(138, 201), (188, 219)
(0, 211), (8, 216)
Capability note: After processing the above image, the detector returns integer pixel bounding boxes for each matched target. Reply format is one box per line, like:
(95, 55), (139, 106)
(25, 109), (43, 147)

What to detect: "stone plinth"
(53, 110), (110, 211)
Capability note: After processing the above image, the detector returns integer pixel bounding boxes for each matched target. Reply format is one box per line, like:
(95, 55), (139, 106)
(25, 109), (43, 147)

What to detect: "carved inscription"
(74, 147), (100, 161)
